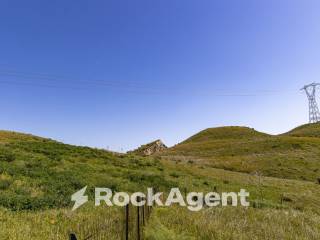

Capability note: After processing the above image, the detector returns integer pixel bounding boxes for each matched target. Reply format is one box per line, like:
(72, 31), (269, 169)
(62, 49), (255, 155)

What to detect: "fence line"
(69, 191), (153, 240)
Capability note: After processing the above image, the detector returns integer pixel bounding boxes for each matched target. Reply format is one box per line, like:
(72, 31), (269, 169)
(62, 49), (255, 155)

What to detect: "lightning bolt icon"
(71, 186), (88, 211)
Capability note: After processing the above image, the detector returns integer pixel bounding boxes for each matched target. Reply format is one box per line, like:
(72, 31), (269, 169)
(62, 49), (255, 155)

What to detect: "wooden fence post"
(125, 204), (129, 240)
(142, 203), (145, 226)
(137, 205), (140, 240)
(69, 233), (77, 240)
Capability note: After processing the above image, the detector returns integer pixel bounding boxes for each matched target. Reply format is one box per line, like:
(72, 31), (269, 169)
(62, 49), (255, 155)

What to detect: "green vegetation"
(0, 205), (122, 240)
(160, 125), (320, 182)
(144, 159), (320, 239)
(145, 207), (320, 240)
(0, 124), (319, 239)
(283, 122), (320, 138)
(0, 131), (173, 211)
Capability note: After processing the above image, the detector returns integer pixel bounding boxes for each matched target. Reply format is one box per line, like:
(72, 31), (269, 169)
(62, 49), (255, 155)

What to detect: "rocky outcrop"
(129, 139), (167, 156)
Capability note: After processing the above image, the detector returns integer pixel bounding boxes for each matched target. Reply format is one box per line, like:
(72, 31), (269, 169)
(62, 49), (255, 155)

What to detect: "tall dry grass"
(145, 206), (320, 240)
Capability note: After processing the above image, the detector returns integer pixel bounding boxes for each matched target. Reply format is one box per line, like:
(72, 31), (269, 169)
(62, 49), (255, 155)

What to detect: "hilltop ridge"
(282, 122), (320, 138)
(160, 124), (320, 182)
(182, 126), (270, 143)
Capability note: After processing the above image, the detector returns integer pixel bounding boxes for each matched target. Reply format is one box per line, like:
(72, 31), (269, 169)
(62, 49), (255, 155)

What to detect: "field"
(0, 205), (122, 240)
(146, 207), (320, 240)
(0, 124), (319, 239)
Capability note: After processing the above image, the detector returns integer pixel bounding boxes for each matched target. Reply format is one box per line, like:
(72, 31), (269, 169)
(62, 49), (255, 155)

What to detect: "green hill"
(160, 125), (320, 182)
(1, 126), (319, 212)
(0, 131), (171, 211)
(0, 129), (320, 239)
(283, 122), (320, 138)
(183, 126), (270, 143)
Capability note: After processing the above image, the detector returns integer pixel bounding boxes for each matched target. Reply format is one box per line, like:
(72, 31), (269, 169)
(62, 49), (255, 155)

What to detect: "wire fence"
(69, 198), (153, 240)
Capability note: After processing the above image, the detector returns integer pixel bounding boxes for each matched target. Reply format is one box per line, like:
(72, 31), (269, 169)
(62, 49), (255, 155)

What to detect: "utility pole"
(301, 83), (320, 123)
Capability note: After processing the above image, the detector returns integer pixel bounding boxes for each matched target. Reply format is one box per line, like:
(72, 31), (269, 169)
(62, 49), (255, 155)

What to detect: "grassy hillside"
(182, 126), (270, 142)
(146, 207), (320, 240)
(0, 129), (320, 239)
(283, 122), (320, 138)
(160, 125), (320, 182)
(0, 131), (174, 211)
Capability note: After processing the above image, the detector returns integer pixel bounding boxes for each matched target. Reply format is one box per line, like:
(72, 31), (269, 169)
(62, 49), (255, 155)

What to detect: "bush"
(0, 179), (12, 190)
(0, 150), (15, 162)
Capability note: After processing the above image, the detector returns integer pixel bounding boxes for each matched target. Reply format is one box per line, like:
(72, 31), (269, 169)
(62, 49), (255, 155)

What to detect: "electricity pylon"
(301, 83), (320, 123)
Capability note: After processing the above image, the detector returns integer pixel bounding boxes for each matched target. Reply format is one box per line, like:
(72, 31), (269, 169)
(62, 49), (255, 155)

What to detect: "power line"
(0, 69), (161, 89)
(0, 69), (180, 95)
(0, 68), (297, 97)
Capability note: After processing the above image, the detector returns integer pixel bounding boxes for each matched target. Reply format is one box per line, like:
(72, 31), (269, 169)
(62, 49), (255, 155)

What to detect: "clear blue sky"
(0, 0), (319, 151)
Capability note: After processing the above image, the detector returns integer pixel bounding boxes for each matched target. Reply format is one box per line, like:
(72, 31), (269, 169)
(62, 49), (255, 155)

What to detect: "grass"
(160, 124), (320, 182)
(145, 207), (320, 240)
(0, 131), (176, 211)
(161, 159), (320, 214)
(0, 204), (122, 240)
(0, 125), (320, 239)
(283, 122), (320, 138)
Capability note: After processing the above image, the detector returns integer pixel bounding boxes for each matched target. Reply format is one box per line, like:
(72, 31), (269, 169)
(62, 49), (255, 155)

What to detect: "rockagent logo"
(71, 187), (250, 211)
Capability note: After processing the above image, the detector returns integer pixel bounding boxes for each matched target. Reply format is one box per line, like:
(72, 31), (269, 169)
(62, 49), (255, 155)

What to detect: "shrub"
(169, 172), (179, 178)
(0, 150), (15, 162)
(0, 179), (12, 190)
